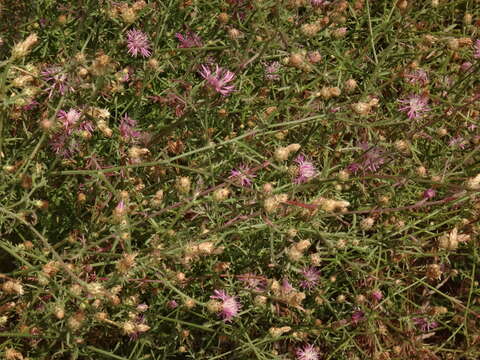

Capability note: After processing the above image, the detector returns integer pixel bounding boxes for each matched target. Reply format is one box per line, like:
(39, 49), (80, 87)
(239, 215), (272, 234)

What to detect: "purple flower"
(229, 165), (256, 187)
(167, 300), (178, 309)
(311, 0), (328, 7)
(423, 188), (436, 199)
(294, 154), (317, 184)
(413, 317), (438, 332)
(357, 142), (386, 173)
(299, 267), (320, 289)
(57, 109), (81, 134)
(351, 310), (365, 324)
(41, 66), (74, 98)
(281, 278), (295, 294)
(346, 162), (361, 174)
(49, 132), (79, 158)
(449, 136), (467, 149)
(78, 121), (94, 137)
(461, 61), (473, 72)
(119, 114), (141, 141)
(175, 32), (203, 48)
(404, 69), (429, 86)
(199, 64), (236, 96)
(210, 290), (241, 322)
(474, 39), (480, 59)
(126, 29), (152, 58)
(22, 100), (39, 111)
(371, 290), (383, 301)
(296, 344), (319, 360)
(398, 94), (430, 120)
(265, 61), (280, 81)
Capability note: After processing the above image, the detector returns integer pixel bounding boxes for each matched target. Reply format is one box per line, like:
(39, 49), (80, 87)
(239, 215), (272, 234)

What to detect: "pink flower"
(449, 136), (467, 149)
(126, 29), (152, 58)
(474, 39), (480, 59)
(299, 267), (320, 289)
(42, 65), (74, 99)
(229, 165), (255, 187)
(210, 290), (241, 322)
(199, 64), (236, 96)
(57, 109), (81, 134)
(175, 32), (203, 48)
(311, 0), (328, 6)
(167, 300), (178, 309)
(357, 142), (386, 173)
(413, 317), (438, 332)
(281, 278), (295, 294)
(119, 114), (141, 141)
(294, 154), (317, 184)
(398, 94), (430, 120)
(423, 188), (436, 199)
(371, 290), (383, 301)
(461, 61), (473, 72)
(49, 132), (79, 158)
(296, 344), (319, 360)
(265, 61), (280, 81)
(404, 69), (429, 86)
(351, 310), (365, 324)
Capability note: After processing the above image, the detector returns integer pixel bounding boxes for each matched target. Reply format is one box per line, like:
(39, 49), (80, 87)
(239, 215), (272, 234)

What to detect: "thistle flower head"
(296, 344), (320, 360)
(199, 64), (236, 96)
(229, 165), (256, 187)
(423, 188), (436, 199)
(299, 267), (320, 289)
(210, 290), (241, 322)
(175, 32), (203, 48)
(119, 114), (141, 141)
(356, 142), (386, 173)
(404, 68), (429, 86)
(294, 154), (317, 184)
(265, 61), (280, 81)
(57, 109), (81, 134)
(125, 29), (152, 58)
(398, 94), (430, 120)
(41, 66), (74, 98)
(412, 317), (438, 332)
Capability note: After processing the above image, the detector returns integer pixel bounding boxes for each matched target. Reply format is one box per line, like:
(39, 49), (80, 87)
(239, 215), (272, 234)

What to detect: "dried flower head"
(11, 33), (38, 59)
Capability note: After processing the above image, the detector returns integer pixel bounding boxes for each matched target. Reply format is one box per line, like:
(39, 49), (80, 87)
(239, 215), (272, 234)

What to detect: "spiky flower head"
(175, 32), (203, 48)
(296, 344), (319, 360)
(125, 29), (152, 58)
(199, 64), (236, 96)
(398, 94), (430, 120)
(229, 165), (256, 187)
(57, 109), (81, 134)
(299, 267), (320, 289)
(210, 290), (241, 322)
(293, 154), (317, 184)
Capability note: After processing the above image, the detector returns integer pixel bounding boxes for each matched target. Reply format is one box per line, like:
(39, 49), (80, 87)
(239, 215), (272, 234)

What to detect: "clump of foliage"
(0, 0), (479, 359)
